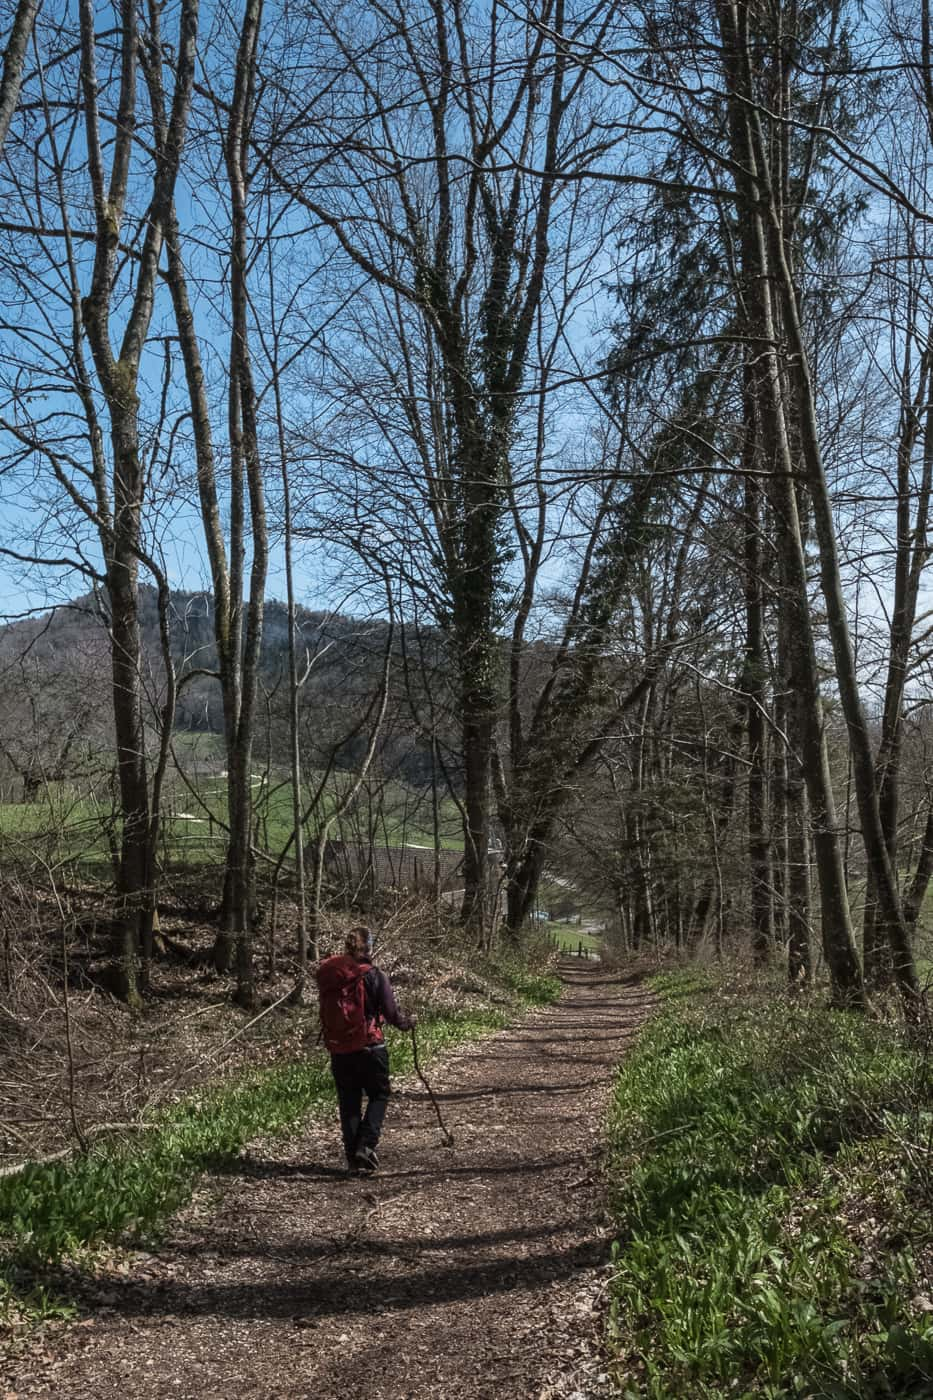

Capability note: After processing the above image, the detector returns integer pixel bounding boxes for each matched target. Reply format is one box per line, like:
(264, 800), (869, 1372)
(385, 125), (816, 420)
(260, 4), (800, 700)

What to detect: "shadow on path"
(59, 1237), (607, 1324)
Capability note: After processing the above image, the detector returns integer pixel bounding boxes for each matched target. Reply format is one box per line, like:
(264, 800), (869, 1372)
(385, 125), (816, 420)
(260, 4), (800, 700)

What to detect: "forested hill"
(0, 588), (405, 737)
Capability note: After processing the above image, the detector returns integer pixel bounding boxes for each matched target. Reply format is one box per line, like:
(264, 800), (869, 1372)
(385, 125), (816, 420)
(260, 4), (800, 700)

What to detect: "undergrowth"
(606, 969), (933, 1399)
(0, 962), (551, 1324)
(485, 955), (562, 1007)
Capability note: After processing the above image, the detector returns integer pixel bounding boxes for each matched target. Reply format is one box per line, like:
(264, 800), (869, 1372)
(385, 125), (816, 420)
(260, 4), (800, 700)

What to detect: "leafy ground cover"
(605, 968), (933, 1399)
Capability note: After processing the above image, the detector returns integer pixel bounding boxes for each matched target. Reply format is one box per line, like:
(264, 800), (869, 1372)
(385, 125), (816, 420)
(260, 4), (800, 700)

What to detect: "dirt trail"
(5, 963), (652, 1400)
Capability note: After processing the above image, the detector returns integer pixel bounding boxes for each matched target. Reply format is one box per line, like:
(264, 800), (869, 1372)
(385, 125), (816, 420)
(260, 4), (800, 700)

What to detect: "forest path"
(6, 963), (652, 1400)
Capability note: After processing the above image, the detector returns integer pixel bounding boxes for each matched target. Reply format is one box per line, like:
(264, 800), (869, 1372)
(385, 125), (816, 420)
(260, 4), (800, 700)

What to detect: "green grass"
(0, 792), (118, 878)
(233, 773), (464, 856)
(535, 878), (611, 926)
(545, 923), (601, 955)
(605, 970), (933, 1399)
(167, 731), (226, 761)
(484, 956), (562, 1006)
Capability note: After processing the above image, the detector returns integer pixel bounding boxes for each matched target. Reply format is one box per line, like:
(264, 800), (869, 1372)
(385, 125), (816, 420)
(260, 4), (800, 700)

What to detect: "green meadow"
(0, 762), (464, 877)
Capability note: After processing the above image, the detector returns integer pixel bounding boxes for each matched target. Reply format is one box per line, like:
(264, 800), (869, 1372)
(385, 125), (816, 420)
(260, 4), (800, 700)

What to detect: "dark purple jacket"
(362, 964), (413, 1044)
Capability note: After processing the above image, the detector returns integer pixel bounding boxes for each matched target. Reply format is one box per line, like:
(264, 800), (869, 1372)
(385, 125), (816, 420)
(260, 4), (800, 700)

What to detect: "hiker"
(315, 925), (416, 1174)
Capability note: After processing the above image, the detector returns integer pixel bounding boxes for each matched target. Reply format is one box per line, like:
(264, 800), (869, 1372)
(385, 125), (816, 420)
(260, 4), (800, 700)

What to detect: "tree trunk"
(716, 0), (863, 1005)
(504, 825), (548, 935)
(760, 346), (861, 1004)
(220, 0), (267, 1008)
(106, 474), (147, 1006)
(780, 609), (812, 987)
(308, 828), (328, 953)
(459, 661), (495, 937)
(0, 0), (37, 158)
(745, 87), (921, 1012)
(743, 362), (774, 961)
(863, 349), (932, 985)
(771, 686), (788, 948)
(905, 802), (933, 930)
(431, 730), (443, 924)
(76, 0), (198, 1003)
(632, 814), (656, 949)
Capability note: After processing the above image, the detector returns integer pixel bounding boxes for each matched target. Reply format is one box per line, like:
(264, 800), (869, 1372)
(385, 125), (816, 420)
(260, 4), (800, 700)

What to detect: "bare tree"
(266, 0), (627, 936)
(0, 0), (199, 1000)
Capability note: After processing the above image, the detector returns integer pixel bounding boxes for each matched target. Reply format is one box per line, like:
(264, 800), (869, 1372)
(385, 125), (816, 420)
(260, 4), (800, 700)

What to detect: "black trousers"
(331, 1045), (391, 1161)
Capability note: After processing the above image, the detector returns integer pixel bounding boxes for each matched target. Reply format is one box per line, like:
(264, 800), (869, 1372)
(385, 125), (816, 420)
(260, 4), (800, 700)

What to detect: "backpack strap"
(362, 965), (386, 1042)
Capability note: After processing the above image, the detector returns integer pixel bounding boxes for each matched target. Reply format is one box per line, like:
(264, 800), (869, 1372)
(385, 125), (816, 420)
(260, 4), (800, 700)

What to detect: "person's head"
(345, 925), (375, 962)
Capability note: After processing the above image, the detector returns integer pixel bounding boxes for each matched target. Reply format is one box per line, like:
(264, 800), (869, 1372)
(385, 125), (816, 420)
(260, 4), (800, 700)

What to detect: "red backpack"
(316, 954), (374, 1053)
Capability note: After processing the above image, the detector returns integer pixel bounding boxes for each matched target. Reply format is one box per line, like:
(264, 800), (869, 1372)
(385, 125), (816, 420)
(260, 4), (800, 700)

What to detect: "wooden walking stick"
(411, 1025), (454, 1147)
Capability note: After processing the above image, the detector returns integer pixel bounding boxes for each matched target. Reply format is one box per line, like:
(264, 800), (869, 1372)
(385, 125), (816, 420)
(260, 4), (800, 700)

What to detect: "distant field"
(543, 922), (602, 955)
(0, 790), (117, 874)
(167, 731), (226, 762)
(162, 769), (463, 858)
(0, 761), (463, 876)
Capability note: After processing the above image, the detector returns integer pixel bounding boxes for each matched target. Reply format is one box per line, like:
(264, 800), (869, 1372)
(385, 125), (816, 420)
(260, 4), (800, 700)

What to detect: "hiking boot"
(354, 1144), (379, 1173)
